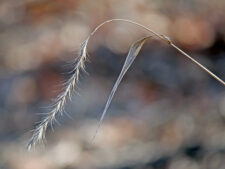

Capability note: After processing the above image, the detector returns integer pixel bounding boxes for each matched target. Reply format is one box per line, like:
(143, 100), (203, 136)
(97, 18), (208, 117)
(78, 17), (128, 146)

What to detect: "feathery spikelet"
(27, 39), (89, 150)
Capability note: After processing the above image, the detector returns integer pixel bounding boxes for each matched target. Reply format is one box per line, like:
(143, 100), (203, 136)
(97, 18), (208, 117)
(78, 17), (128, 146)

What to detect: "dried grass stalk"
(27, 19), (225, 150)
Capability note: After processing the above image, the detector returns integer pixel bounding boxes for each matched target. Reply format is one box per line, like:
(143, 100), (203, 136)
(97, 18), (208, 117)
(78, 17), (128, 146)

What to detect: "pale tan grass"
(27, 19), (225, 150)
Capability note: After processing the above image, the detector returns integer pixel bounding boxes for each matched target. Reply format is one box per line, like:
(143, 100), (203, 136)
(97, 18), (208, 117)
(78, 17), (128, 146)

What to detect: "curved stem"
(89, 19), (162, 38)
(86, 19), (225, 86)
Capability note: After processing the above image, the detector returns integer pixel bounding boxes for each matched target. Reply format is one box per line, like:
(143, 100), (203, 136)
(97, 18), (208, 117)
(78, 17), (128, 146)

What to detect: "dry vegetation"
(28, 19), (225, 150)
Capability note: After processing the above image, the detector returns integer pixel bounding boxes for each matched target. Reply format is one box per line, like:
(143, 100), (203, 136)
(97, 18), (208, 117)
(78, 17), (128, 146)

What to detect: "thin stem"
(88, 19), (225, 86)
(171, 43), (225, 86)
(89, 19), (162, 38)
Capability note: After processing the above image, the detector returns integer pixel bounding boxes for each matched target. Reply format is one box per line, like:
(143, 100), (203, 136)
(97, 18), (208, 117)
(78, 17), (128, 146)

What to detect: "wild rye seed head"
(27, 19), (225, 150)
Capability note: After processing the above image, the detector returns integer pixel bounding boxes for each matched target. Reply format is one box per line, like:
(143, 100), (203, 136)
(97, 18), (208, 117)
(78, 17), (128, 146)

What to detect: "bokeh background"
(0, 0), (225, 169)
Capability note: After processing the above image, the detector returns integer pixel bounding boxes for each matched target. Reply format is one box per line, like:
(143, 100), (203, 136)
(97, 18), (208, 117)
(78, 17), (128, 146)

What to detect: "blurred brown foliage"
(0, 0), (225, 169)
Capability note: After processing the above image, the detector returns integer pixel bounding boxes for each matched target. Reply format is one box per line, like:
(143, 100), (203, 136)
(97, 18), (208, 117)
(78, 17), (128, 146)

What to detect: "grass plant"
(27, 19), (225, 150)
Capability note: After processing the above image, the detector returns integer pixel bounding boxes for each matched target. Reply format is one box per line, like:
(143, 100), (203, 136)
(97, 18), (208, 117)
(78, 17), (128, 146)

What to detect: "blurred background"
(0, 0), (225, 168)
